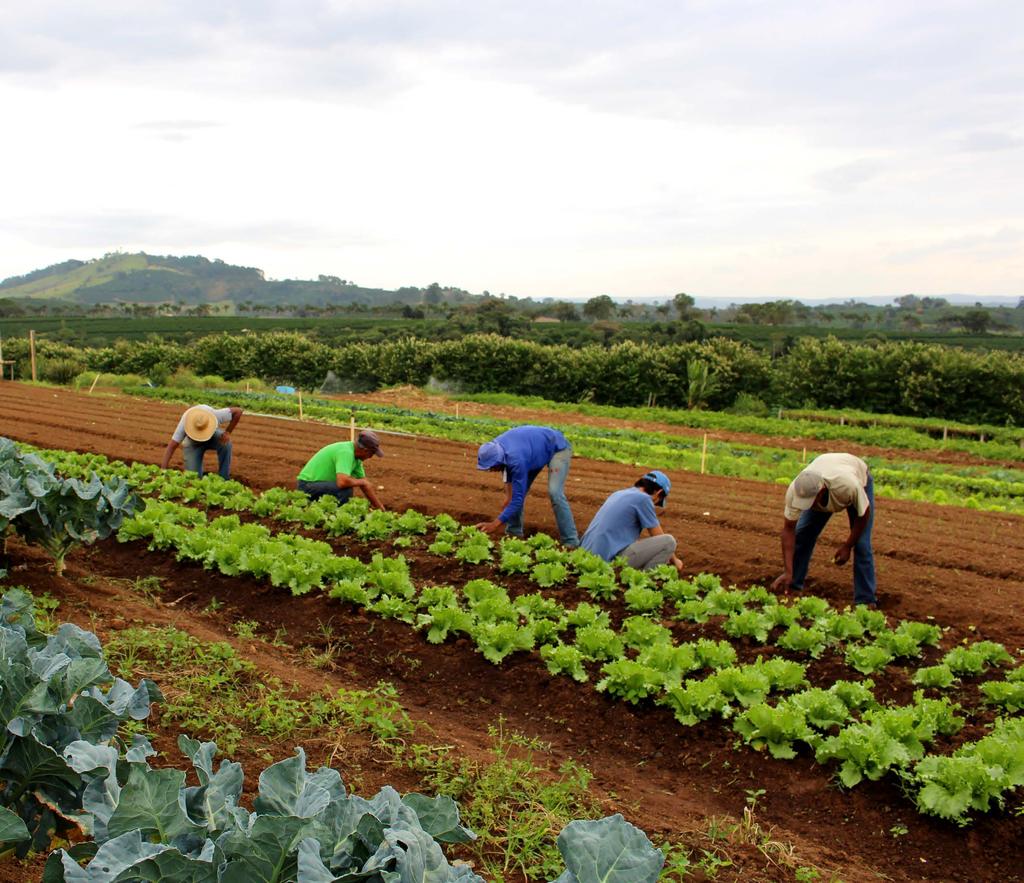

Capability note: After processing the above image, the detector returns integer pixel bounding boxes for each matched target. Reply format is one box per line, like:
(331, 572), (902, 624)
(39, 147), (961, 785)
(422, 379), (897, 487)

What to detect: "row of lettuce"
(460, 393), (1024, 457)
(21, 442), (1024, 827)
(129, 385), (1024, 514)
(0, 439), (669, 881)
(7, 330), (1024, 423)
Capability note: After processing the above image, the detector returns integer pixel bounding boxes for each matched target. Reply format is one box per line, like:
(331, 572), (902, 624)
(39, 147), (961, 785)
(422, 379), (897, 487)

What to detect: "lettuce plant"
(596, 660), (663, 704)
(540, 644), (589, 683)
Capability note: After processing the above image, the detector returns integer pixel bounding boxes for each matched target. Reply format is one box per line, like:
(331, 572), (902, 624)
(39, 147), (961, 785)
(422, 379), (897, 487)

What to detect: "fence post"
(942, 426), (948, 441)
(455, 402), (460, 419)
(29, 330), (37, 382)
(700, 433), (708, 475)
(297, 391), (303, 421)
(350, 415), (356, 442)
(802, 446), (807, 464)
(88, 373), (101, 394)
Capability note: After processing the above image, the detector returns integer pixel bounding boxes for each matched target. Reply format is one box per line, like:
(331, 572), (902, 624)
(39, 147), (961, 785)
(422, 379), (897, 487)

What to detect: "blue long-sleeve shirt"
(493, 426), (570, 523)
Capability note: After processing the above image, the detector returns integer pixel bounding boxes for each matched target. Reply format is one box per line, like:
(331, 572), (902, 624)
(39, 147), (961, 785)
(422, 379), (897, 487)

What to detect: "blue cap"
(643, 470), (671, 506)
(477, 441), (506, 470)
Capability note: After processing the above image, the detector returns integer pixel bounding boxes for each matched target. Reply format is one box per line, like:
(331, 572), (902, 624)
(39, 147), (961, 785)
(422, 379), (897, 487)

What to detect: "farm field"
(1, 381), (1023, 881)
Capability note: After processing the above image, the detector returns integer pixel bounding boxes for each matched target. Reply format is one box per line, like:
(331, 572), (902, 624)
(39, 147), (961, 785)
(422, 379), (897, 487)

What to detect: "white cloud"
(0, 0), (1021, 299)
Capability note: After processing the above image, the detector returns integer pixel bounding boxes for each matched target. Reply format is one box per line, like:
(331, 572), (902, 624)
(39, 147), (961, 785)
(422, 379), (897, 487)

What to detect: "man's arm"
(771, 518), (799, 590)
(335, 472), (385, 510)
(476, 482), (514, 533)
(219, 407), (243, 445)
(834, 506), (871, 565)
(160, 440), (180, 469)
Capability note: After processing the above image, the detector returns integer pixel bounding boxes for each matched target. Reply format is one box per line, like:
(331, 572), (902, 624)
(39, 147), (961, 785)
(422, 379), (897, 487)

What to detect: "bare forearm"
(161, 441), (179, 469)
(780, 523), (796, 580)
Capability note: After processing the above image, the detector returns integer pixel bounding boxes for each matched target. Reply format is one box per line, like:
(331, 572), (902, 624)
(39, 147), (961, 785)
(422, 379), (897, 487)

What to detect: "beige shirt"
(784, 453), (870, 521)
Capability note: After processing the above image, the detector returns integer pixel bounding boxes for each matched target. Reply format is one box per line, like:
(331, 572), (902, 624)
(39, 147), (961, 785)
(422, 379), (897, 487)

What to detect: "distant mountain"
(0, 253), (476, 308)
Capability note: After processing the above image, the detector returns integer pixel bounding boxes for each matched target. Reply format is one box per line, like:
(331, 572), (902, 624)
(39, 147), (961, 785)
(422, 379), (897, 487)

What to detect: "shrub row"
(5, 332), (1024, 423)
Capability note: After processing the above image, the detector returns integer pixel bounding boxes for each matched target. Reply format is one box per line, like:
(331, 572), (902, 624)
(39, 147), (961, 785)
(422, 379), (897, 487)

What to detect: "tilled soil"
(1, 381), (1023, 882)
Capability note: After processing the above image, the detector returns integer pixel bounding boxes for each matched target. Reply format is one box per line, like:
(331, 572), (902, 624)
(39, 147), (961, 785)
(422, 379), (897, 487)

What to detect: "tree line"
(6, 332), (1023, 426)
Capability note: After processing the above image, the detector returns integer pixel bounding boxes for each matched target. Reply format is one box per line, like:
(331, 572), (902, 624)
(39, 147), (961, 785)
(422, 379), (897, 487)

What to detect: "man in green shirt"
(296, 430), (385, 509)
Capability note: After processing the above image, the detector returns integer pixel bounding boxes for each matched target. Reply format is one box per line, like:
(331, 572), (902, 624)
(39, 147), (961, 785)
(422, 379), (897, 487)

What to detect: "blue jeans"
(505, 446), (579, 546)
(791, 473), (876, 605)
(182, 432), (232, 479)
(297, 480), (353, 504)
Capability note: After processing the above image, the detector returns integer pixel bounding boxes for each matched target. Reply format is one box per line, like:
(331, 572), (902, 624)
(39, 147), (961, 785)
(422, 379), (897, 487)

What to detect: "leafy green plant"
(540, 644), (589, 683)
(846, 643), (895, 675)
(913, 664), (956, 689)
(596, 659), (664, 704)
(552, 814), (664, 883)
(979, 680), (1024, 712)
(620, 616), (673, 649)
(531, 562), (569, 588)
(471, 621), (535, 664)
(723, 609), (773, 642)
(573, 626), (624, 662)
(44, 738), (483, 882)
(733, 702), (813, 759)
(623, 585), (665, 615)
(577, 568), (618, 601)
(776, 624), (829, 658)
(659, 678), (730, 725)
(1, 439), (140, 574)
(0, 589), (161, 853)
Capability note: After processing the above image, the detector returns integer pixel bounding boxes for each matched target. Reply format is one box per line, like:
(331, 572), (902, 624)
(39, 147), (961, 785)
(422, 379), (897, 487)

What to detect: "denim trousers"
(297, 479), (354, 504)
(791, 474), (876, 605)
(182, 433), (232, 479)
(504, 446), (579, 546)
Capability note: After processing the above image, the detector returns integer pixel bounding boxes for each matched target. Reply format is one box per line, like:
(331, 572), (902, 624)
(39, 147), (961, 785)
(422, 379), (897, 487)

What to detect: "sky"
(1, 0), (1022, 301)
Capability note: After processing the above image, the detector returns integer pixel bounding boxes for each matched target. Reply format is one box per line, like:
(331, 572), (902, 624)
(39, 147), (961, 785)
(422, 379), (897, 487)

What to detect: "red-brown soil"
(1, 381), (1023, 882)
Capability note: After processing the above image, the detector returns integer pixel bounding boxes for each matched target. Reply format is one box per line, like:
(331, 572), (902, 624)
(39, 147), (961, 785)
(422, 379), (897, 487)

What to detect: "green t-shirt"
(297, 442), (365, 483)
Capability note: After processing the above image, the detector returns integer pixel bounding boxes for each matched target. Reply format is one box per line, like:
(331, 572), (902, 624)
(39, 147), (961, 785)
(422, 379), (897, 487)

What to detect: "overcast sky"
(1, 1), (1022, 300)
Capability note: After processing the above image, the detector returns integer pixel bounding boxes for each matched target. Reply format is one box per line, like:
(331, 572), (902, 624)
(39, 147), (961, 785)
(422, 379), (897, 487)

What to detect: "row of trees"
(7, 333), (1023, 424)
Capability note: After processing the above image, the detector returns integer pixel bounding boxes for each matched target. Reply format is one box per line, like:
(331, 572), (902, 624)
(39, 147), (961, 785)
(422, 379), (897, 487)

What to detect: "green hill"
(0, 253), (471, 308)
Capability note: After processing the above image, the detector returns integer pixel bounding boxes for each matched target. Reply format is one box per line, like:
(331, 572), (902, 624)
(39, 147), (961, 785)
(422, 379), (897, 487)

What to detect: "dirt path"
(1, 381), (1023, 881)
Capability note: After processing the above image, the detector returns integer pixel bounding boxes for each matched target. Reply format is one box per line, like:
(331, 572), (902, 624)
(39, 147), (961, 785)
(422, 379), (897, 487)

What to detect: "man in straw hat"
(772, 452), (877, 606)
(296, 430), (386, 509)
(581, 470), (684, 573)
(161, 404), (243, 479)
(475, 424), (578, 546)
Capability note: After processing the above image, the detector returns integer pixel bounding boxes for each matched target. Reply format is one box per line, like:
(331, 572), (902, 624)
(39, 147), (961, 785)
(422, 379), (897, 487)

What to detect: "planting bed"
(1, 382), (1023, 881)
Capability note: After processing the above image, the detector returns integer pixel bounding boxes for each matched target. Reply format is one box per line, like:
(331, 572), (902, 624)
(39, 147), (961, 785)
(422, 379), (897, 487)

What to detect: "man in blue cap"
(580, 471), (683, 573)
(475, 425), (579, 546)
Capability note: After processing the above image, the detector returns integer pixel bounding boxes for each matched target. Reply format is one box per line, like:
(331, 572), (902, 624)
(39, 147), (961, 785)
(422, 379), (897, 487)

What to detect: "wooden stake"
(297, 390), (303, 421)
(942, 426), (948, 441)
(802, 446), (807, 463)
(245, 381), (251, 393)
(350, 415), (356, 442)
(89, 373), (101, 394)
(700, 433), (708, 474)
(29, 330), (37, 382)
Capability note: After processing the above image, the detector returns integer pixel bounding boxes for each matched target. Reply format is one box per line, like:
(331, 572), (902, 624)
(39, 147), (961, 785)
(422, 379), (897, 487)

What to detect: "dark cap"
(356, 430), (383, 457)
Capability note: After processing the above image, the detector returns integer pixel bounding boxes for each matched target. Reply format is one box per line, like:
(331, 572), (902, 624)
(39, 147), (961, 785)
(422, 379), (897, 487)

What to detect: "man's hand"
(219, 432), (231, 446)
(771, 572), (793, 591)
(475, 519), (503, 534)
(833, 543), (852, 566)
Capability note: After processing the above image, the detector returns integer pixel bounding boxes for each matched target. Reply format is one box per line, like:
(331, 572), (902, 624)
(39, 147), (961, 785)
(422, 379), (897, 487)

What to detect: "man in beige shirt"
(771, 452), (877, 606)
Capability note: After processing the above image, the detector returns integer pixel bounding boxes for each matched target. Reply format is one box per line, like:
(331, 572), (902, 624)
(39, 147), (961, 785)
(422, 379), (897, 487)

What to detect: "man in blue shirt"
(581, 471), (683, 573)
(475, 425), (579, 547)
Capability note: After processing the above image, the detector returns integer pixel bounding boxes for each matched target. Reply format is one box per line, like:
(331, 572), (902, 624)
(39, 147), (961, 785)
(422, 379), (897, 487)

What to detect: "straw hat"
(183, 406), (217, 442)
